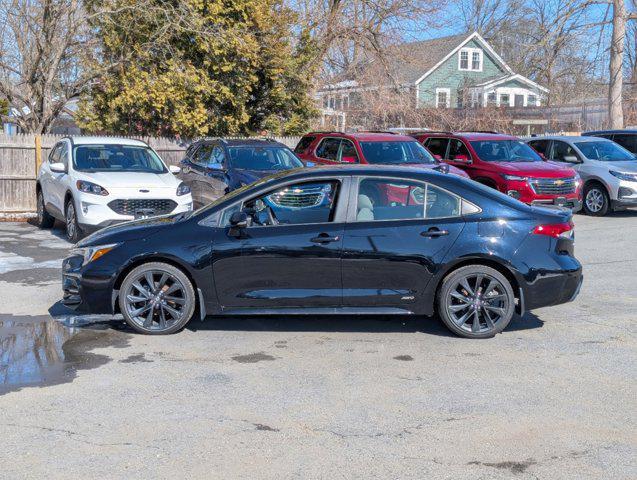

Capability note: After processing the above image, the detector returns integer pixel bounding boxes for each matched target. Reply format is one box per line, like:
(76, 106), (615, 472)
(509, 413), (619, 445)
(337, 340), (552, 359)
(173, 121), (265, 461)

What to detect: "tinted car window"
(448, 140), (471, 160)
(73, 145), (166, 173)
(356, 178), (460, 221)
(424, 138), (449, 158)
(551, 141), (579, 161)
(611, 134), (637, 153)
(244, 181), (339, 225)
(470, 140), (542, 162)
(340, 139), (359, 163)
(294, 136), (315, 153)
(227, 146), (303, 170)
(358, 141), (435, 164)
(48, 143), (62, 165)
(316, 138), (341, 161)
(194, 144), (214, 165)
(528, 139), (549, 156)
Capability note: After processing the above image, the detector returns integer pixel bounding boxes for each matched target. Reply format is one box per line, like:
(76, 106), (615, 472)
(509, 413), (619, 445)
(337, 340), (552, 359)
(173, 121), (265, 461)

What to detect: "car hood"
(75, 171), (180, 190)
(233, 168), (286, 186)
(496, 161), (575, 178)
(76, 213), (188, 247)
(600, 160), (637, 172)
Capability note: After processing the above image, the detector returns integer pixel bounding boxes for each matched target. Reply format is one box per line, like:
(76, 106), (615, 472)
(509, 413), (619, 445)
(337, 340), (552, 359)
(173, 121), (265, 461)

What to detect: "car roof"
(306, 132), (417, 142)
(584, 129), (637, 135)
(417, 132), (519, 141)
(195, 138), (289, 148)
(67, 136), (149, 147)
(527, 135), (611, 142)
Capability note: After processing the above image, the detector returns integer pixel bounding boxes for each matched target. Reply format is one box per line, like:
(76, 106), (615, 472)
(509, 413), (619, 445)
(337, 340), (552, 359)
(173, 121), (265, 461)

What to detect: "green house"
(317, 32), (548, 128)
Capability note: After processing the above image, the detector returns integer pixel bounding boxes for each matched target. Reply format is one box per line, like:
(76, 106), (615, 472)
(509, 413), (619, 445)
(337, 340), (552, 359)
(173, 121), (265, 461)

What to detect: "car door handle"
(420, 228), (449, 238)
(310, 234), (340, 244)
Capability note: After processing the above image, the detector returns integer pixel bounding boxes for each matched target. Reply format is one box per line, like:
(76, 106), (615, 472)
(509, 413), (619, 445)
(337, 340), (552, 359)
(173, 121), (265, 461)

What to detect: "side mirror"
(50, 162), (65, 173)
(169, 165), (181, 174)
(434, 163), (450, 174)
(228, 211), (249, 237)
(563, 155), (580, 164)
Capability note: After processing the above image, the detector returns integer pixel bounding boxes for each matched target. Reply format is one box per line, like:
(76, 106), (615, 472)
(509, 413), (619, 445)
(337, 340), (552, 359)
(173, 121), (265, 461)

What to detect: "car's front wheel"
(65, 199), (82, 242)
(119, 262), (196, 335)
(583, 183), (609, 216)
(437, 265), (515, 339)
(36, 190), (55, 228)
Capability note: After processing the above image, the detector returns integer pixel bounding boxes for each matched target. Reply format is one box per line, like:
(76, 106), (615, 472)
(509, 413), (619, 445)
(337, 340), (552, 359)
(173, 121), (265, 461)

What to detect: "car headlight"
(502, 174), (528, 181)
(574, 173), (582, 188)
(176, 182), (191, 196)
(76, 180), (109, 196)
(610, 170), (637, 182)
(70, 243), (120, 265)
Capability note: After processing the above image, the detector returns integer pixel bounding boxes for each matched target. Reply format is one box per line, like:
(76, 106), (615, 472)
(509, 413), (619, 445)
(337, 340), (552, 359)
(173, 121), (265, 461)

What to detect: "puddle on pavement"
(0, 314), (130, 395)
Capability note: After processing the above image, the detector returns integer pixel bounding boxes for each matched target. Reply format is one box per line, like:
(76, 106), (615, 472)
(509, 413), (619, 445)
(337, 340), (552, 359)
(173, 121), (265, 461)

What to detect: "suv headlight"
(176, 182), (191, 196)
(76, 180), (109, 196)
(610, 170), (637, 182)
(502, 174), (528, 181)
(70, 243), (120, 265)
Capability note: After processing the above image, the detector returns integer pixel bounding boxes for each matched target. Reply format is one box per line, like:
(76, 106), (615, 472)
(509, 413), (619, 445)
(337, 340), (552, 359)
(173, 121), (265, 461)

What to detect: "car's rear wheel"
(36, 190), (55, 228)
(583, 183), (609, 216)
(119, 262), (196, 335)
(65, 199), (82, 242)
(437, 265), (515, 339)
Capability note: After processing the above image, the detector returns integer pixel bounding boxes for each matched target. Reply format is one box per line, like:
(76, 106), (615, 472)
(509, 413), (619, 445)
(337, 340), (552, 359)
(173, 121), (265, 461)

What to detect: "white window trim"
(458, 48), (483, 72)
(436, 88), (451, 108)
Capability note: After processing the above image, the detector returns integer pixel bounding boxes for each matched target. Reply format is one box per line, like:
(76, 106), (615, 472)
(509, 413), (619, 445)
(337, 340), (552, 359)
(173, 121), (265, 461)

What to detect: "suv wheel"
(437, 265), (515, 339)
(36, 190), (55, 228)
(65, 199), (82, 242)
(119, 262), (196, 335)
(583, 184), (609, 216)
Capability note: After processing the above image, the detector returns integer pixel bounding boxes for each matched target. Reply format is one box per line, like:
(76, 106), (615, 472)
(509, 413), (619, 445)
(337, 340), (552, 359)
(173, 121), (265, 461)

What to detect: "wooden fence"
(0, 134), (301, 213)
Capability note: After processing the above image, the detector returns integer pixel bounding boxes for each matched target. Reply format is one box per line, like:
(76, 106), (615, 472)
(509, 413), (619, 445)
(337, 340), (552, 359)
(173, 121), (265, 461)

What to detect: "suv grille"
(529, 177), (576, 195)
(268, 185), (325, 208)
(108, 199), (177, 216)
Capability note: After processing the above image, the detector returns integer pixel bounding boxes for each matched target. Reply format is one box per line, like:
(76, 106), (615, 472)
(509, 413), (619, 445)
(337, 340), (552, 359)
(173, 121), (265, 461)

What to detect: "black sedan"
(62, 165), (583, 339)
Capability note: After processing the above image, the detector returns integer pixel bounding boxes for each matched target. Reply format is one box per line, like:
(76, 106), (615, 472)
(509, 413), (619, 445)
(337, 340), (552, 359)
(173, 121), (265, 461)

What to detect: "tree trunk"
(609, 0), (627, 129)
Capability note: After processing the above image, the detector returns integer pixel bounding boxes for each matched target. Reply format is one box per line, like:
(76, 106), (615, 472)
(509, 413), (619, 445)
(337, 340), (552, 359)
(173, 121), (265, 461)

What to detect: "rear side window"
(316, 138), (341, 161)
(355, 178), (461, 222)
(424, 138), (449, 158)
(294, 136), (315, 153)
(612, 134), (637, 153)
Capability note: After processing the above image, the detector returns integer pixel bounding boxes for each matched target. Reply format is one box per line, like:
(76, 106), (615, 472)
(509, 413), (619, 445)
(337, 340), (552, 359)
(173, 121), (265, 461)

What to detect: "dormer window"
(458, 48), (483, 72)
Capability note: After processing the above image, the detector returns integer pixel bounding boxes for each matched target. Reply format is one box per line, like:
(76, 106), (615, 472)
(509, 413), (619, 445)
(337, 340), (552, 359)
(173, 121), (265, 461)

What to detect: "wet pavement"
(0, 217), (636, 479)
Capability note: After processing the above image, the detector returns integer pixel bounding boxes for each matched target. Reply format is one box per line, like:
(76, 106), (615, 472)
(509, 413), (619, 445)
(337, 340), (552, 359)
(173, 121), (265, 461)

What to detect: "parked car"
(583, 129), (637, 155)
(179, 138), (304, 208)
(62, 164), (582, 339)
(294, 131), (470, 178)
(412, 131), (582, 210)
(36, 136), (193, 242)
(527, 135), (637, 215)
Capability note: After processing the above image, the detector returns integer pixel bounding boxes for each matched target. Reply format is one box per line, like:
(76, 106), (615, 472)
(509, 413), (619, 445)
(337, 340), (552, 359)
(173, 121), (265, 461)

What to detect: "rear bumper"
(522, 265), (583, 310)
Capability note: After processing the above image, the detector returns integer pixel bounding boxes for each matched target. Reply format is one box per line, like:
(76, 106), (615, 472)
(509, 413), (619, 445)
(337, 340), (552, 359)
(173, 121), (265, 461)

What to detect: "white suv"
(36, 137), (193, 241)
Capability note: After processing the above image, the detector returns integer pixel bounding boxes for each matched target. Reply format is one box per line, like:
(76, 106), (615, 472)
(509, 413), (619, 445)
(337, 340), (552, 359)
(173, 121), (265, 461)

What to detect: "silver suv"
(526, 136), (637, 216)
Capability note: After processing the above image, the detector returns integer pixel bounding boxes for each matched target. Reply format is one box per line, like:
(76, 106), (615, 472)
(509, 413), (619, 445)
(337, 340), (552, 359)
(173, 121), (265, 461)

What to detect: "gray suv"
(527, 136), (637, 216)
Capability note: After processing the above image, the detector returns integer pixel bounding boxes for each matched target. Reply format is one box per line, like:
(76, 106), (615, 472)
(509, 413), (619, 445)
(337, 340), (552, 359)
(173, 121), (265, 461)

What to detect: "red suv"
(412, 132), (582, 210)
(294, 132), (469, 178)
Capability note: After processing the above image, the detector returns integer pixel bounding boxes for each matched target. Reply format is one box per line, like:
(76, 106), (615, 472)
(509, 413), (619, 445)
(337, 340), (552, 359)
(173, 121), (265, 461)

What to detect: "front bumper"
(62, 255), (117, 314)
(531, 198), (582, 212)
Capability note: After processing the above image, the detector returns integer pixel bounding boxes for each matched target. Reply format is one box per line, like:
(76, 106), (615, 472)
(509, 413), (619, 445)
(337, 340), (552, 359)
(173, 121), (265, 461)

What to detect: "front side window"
(339, 140), (359, 163)
(227, 146), (302, 171)
(448, 140), (471, 161)
(528, 140), (549, 156)
(194, 144), (214, 165)
(73, 145), (166, 173)
(243, 181), (340, 226)
(359, 141), (435, 165)
(574, 141), (635, 162)
(356, 178), (461, 222)
(551, 141), (579, 162)
(48, 143), (62, 165)
(424, 138), (449, 158)
(470, 140), (543, 163)
(316, 138), (342, 161)
(210, 146), (226, 166)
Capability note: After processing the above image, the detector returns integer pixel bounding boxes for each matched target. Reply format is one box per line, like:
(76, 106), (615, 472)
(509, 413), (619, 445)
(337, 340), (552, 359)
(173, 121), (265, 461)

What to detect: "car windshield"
(227, 146), (303, 170)
(359, 141), (436, 165)
(470, 140), (543, 162)
(73, 145), (166, 173)
(575, 141), (635, 161)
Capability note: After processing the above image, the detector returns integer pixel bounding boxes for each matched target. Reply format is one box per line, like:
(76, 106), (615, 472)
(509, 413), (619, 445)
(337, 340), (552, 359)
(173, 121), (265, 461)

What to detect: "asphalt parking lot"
(0, 213), (635, 479)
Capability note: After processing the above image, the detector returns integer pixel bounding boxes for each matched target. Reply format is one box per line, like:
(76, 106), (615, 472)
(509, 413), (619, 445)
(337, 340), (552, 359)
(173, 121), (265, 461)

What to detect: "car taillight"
(532, 221), (574, 238)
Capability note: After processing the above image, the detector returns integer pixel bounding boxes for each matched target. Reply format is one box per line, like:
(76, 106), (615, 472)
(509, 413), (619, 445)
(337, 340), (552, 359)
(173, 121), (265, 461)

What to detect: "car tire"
(583, 183), (609, 216)
(119, 262), (196, 335)
(65, 199), (83, 243)
(36, 190), (55, 228)
(437, 265), (515, 339)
